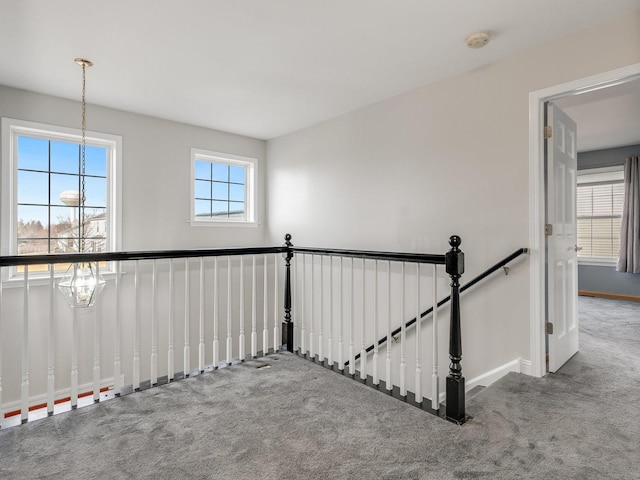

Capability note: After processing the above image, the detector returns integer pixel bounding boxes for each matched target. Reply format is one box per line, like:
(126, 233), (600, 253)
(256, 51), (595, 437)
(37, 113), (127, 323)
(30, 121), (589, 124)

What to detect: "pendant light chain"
(75, 58), (92, 252)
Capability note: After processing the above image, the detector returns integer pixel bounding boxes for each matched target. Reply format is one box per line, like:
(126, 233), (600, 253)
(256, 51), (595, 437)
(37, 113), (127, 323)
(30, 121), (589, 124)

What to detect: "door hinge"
(545, 223), (553, 236)
(545, 322), (554, 335)
(544, 125), (552, 139)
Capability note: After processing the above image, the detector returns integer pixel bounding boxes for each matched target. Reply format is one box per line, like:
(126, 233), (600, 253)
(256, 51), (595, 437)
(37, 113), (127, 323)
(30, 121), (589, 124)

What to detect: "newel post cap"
(446, 235), (464, 276)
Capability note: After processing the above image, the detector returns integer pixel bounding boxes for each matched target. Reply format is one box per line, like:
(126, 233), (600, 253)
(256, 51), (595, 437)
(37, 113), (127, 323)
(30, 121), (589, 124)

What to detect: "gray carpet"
(0, 296), (639, 479)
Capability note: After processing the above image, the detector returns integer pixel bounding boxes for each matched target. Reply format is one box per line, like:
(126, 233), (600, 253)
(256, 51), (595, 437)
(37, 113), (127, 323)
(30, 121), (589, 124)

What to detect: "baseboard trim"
(2, 376), (121, 418)
(465, 358), (522, 392)
(578, 290), (640, 302)
(519, 359), (533, 376)
(438, 358), (528, 403)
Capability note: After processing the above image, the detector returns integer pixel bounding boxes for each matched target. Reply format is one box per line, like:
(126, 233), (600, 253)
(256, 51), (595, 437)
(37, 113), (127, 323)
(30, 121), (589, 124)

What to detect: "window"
(576, 167), (624, 262)
(190, 149), (257, 225)
(1, 118), (122, 278)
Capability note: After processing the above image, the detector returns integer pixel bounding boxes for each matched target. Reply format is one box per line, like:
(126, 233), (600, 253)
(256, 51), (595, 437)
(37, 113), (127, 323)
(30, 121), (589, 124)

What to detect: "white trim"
(1, 117), (122, 282)
(578, 258), (617, 267)
(528, 63), (640, 379)
(0, 375), (122, 414)
(519, 358), (532, 376)
(465, 358), (522, 391)
(438, 358), (530, 403)
(576, 167), (623, 264)
(577, 166), (624, 182)
(189, 148), (258, 225)
(188, 220), (260, 228)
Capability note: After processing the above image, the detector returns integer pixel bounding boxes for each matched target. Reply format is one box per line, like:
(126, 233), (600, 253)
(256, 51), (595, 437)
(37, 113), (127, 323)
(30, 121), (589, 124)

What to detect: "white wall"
(266, 12), (640, 380)
(0, 85), (269, 409)
(0, 85), (267, 250)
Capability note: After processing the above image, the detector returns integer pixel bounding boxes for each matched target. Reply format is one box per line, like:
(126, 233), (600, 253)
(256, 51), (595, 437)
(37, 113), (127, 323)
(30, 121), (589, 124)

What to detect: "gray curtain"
(617, 156), (640, 273)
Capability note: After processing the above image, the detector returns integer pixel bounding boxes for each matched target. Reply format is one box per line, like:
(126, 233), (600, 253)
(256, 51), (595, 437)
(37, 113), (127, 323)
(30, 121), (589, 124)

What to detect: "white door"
(546, 103), (579, 373)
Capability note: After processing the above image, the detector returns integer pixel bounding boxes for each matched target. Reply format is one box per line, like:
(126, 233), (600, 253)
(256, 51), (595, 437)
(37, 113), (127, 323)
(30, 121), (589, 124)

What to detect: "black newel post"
(282, 233), (294, 352)
(445, 235), (466, 424)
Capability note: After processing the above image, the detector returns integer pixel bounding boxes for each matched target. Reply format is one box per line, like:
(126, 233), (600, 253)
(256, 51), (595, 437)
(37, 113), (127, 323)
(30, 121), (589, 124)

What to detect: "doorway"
(528, 63), (640, 377)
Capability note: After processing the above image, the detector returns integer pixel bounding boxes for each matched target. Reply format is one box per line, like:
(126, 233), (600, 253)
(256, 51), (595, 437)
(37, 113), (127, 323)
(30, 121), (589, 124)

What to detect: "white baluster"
(415, 263), (422, 403)
(70, 264), (78, 408)
(226, 257), (232, 364)
(199, 257), (205, 372)
(273, 253), (279, 352)
(262, 255), (268, 354)
(432, 264), (439, 411)
(251, 255), (257, 358)
(184, 258), (191, 376)
(318, 255), (323, 362)
(327, 256), (333, 367)
(0, 268), (4, 424)
(133, 260), (140, 390)
(22, 267), (30, 421)
(386, 261), (392, 391)
(239, 256), (245, 360)
(113, 261), (122, 394)
(293, 254), (298, 353)
(349, 257), (355, 376)
(400, 262), (406, 397)
(213, 257), (219, 368)
(151, 260), (158, 385)
(309, 255), (315, 358)
(338, 257), (344, 370)
(168, 259), (175, 381)
(360, 259), (366, 381)
(47, 266), (55, 413)
(93, 263), (102, 401)
(373, 260), (379, 385)
(300, 254), (306, 354)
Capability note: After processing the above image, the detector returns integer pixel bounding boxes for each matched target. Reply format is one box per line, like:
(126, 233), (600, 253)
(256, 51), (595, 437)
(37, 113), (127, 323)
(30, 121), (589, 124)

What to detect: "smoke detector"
(466, 31), (491, 49)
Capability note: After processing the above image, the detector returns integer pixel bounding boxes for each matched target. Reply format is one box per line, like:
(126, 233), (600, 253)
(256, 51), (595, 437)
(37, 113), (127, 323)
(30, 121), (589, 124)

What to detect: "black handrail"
(0, 246), (287, 267)
(345, 247), (528, 366)
(291, 246), (445, 265)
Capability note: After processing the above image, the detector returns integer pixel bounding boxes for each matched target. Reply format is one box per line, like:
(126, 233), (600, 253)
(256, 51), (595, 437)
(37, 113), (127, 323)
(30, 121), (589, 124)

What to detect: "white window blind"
(576, 169), (624, 260)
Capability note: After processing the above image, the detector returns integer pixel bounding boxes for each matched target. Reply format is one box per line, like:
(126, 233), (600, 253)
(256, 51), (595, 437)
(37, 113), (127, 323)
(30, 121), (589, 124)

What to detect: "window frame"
(576, 165), (624, 267)
(1, 117), (122, 283)
(189, 148), (258, 226)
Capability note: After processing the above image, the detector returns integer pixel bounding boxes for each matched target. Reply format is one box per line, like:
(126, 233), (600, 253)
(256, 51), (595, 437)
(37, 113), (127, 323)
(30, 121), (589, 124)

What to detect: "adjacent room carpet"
(0, 296), (638, 479)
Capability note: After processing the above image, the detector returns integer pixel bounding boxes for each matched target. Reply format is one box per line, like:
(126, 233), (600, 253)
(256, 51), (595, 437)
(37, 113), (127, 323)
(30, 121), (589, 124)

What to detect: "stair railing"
(281, 234), (467, 424)
(347, 247), (529, 366)
(0, 234), (477, 427)
(0, 246), (287, 427)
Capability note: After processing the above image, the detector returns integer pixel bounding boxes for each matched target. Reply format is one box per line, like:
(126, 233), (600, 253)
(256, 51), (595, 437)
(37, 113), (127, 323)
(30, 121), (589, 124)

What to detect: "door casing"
(528, 63), (640, 378)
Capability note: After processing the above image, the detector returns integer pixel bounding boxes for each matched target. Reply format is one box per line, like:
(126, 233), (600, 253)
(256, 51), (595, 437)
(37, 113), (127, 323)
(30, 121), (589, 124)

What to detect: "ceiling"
(1, 0), (639, 140)
(555, 78), (640, 152)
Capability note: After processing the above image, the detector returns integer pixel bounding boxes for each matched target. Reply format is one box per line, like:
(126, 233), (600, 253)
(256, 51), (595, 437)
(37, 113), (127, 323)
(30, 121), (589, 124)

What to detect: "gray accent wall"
(577, 144), (640, 297)
(578, 265), (640, 297)
(578, 144), (640, 169)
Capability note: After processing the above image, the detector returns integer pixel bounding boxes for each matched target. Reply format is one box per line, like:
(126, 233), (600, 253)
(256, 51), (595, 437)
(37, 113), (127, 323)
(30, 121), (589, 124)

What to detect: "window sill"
(1, 270), (121, 289)
(578, 258), (618, 267)
(188, 219), (260, 228)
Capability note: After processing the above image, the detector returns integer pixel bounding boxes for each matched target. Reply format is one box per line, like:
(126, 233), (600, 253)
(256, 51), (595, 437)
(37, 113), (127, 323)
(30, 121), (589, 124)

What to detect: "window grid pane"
(17, 135), (108, 255)
(194, 159), (247, 220)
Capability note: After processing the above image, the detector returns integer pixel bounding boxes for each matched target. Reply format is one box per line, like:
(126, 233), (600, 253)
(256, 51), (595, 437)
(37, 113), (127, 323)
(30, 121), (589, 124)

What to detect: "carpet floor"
(0, 296), (638, 479)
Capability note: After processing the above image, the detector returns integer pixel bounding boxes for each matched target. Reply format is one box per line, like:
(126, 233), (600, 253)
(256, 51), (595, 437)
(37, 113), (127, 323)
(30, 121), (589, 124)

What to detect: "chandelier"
(58, 58), (105, 308)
